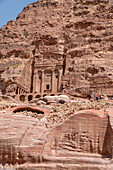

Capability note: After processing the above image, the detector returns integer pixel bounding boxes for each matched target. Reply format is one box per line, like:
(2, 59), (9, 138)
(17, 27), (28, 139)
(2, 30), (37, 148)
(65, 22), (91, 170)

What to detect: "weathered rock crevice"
(102, 115), (113, 158)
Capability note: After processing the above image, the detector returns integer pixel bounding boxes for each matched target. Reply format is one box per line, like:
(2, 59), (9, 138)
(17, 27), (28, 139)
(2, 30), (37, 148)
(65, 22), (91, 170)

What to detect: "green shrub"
(8, 63), (22, 69)
(97, 100), (100, 103)
(53, 107), (57, 112)
(13, 63), (21, 68)
(24, 31), (29, 38)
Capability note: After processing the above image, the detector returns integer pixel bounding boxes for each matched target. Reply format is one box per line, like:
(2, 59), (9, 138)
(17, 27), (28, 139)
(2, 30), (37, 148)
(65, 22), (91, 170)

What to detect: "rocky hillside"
(0, 0), (113, 97)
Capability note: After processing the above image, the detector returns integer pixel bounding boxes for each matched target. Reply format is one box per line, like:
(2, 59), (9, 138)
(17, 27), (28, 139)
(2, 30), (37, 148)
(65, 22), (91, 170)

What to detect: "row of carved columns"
(33, 69), (62, 94)
(17, 86), (27, 95)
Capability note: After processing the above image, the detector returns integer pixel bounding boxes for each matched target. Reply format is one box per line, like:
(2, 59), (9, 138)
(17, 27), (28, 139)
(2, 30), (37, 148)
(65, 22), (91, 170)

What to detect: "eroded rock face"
(0, 0), (113, 98)
(46, 111), (109, 155)
(0, 109), (113, 169)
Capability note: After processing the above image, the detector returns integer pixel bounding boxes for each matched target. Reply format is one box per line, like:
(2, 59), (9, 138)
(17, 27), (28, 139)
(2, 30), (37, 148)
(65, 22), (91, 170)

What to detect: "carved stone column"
(37, 71), (40, 94)
(41, 70), (44, 94)
(52, 69), (55, 93)
(34, 70), (40, 93)
(20, 87), (22, 94)
(36, 73), (39, 93)
(58, 69), (62, 92)
(33, 70), (37, 93)
(18, 87), (19, 94)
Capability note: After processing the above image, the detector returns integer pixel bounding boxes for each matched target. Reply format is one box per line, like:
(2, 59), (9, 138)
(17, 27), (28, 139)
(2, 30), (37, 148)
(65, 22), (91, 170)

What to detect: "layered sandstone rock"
(0, 109), (113, 169)
(0, 0), (112, 98)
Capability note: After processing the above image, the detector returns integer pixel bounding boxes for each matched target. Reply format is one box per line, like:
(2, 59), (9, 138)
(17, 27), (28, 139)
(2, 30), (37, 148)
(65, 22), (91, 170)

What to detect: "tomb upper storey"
(33, 39), (64, 66)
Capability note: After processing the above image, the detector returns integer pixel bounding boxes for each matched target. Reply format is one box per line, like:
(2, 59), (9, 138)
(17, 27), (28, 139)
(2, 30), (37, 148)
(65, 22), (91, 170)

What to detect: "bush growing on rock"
(24, 31), (29, 38)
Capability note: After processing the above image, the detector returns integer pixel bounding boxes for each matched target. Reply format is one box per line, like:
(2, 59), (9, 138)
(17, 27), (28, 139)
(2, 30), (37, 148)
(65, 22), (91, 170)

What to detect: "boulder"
(56, 97), (70, 104)
(69, 100), (76, 103)
(56, 95), (70, 104)
(0, 95), (16, 102)
(42, 95), (70, 104)
(42, 96), (59, 103)
(37, 100), (46, 105)
(58, 95), (69, 100)
(29, 98), (40, 103)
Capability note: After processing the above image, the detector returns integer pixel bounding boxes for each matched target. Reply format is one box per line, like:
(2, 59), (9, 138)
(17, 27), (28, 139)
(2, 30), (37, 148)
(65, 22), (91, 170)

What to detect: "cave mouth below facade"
(13, 107), (44, 115)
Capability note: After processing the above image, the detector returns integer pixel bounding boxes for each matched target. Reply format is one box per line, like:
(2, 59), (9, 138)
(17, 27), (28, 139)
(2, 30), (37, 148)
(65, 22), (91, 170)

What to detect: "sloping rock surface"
(0, 109), (113, 169)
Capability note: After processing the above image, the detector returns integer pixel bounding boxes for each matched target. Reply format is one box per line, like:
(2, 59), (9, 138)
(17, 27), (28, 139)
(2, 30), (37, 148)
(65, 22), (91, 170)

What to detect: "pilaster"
(52, 69), (55, 93)
(58, 69), (62, 92)
(41, 70), (44, 94)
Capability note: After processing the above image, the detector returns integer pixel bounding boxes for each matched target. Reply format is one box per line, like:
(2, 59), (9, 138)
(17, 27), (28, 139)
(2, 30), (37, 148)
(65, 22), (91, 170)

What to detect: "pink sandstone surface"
(0, 108), (113, 169)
